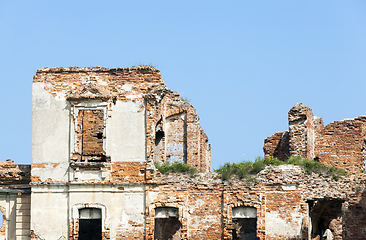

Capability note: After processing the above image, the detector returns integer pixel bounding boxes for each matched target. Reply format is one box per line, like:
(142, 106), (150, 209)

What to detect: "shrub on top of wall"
(154, 162), (197, 177)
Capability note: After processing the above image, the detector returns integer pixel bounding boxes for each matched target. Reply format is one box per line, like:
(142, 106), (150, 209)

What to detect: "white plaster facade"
(31, 74), (148, 239)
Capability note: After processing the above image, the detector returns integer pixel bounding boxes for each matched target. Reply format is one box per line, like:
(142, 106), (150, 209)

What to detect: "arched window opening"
(154, 207), (181, 240)
(78, 208), (102, 240)
(155, 130), (165, 146)
(155, 119), (165, 164)
(232, 206), (258, 240)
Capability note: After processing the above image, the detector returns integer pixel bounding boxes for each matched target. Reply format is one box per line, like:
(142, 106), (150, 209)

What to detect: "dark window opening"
(79, 219), (102, 240)
(232, 218), (258, 240)
(155, 118), (165, 164)
(154, 207), (181, 240)
(232, 207), (258, 240)
(154, 218), (181, 240)
(155, 130), (165, 146)
(78, 208), (102, 240)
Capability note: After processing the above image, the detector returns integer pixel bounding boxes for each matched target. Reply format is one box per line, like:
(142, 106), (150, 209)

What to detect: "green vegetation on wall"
(154, 162), (197, 177)
(214, 156), (348, 181)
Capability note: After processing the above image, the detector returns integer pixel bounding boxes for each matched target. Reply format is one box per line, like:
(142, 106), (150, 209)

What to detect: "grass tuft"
(154, 162), (197, 177)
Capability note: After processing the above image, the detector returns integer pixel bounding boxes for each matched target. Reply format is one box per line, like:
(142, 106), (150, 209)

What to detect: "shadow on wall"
(154, 207), (182, 240)
(343, 191), (366, 239)
(308, 199), (343, 240)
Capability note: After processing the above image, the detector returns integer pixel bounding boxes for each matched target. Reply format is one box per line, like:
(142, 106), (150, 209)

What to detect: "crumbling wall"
(343, 191), (366, 239)
(3, 155), (366, 239)
(144, 163), (364, 240)
(288, 103), (316, 159)
(165, 112), (187, 163)
(222, 185), (264, 240)
(146, 91), (211, 172)
(30, 66), (211, 240)
(145, 174), (223, 240)
(0, 159), (30, 185)
(314, 116), (366, 175)
(264, 103), (366, 174)
(263, 131), (289, 161)
(34, 66), (210, 173)
(309, 199), (343, 240)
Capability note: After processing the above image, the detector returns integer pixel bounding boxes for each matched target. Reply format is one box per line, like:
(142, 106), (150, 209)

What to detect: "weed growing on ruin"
(286, 156), (347, 179)
(214, 157), (283, 181)
(154, 162), (197, 177)
(214, 156), (347, 181)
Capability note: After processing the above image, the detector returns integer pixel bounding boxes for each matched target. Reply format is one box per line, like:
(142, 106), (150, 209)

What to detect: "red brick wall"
(343, 192), (366, 239)
(81, 110), (105, 156)
(263, 131), (289, 161)
(264, 103), (366, 174)
(315, 117), (366, 175)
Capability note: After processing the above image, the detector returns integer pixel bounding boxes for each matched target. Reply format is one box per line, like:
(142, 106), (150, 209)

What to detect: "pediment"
(67, 82), (115, 100)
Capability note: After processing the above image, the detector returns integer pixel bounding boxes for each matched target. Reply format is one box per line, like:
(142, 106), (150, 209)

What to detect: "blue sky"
(1, 1), (366, 170)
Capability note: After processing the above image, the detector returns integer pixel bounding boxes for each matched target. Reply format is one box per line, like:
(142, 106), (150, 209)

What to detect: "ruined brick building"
(0, 67), (365, 239)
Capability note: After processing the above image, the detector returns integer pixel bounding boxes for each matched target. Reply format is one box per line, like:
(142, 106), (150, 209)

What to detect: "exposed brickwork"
(69, 218), (111, 240)
(0, 159), (31, 185)
(265, 192), (306, 240)
(12, 69), (366, 239)
(110, 162), (146, 182)
(263, 131), (289, 161)
(344, 192), (366, 239)
(165, 113), (187, 163)
(145, 93), (210, 172)
(4, 160), (366, 239)
(264, 103), (366, 175)
(81, 110), (105, 156)
(143, 164), (366, 240)
(34, 66), (211, 172)
(314, 116), (366, 175)
(288, 103), (316, 159)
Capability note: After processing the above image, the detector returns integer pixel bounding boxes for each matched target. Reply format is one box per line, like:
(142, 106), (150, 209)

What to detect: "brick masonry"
(2, 69), (366, 239)
(264, 103), (366, 175)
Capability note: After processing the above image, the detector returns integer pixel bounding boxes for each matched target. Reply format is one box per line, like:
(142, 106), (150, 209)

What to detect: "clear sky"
(1, 1), (366, 170)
